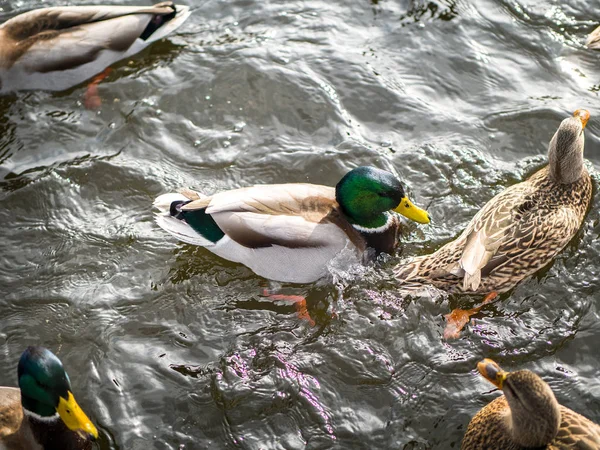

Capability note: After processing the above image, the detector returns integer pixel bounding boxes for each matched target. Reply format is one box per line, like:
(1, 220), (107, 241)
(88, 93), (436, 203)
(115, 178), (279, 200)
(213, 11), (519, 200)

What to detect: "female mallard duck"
(394, 109), (592, 294)
(154, 166), (430, 283)
(0, 346), (98, 449)
(0, 2), (190, 93)
(462, 359), (600, 449)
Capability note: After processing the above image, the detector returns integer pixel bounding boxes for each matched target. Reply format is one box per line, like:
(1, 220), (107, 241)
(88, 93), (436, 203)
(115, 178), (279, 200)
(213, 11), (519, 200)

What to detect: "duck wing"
(553, 407), (600, 448)
(456, 181), (536, 290)
(457, 180), (580, 291)
(182, 184), (361, 249)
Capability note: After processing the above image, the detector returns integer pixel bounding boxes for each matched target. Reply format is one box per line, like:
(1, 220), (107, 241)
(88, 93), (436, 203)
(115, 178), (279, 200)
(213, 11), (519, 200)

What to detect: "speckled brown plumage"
(395, 165), (592, 294)
(462, 385), (600, 449)
(395, 111), (593, 295)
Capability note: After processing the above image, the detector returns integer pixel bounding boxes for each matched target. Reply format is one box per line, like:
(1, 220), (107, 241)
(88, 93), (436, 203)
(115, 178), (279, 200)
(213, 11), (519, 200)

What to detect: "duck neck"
(503, 400), (560, 447)
(548, 135), (585, 185)
(349, 211), (393, 233)
(23, 408), (88, 450)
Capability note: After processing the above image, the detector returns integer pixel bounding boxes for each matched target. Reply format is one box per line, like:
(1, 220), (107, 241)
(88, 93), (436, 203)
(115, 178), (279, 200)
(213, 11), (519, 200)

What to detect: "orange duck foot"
(84, 68), (112, 110)
(443, 292), (498, 340)
(261, 289), (316, 327)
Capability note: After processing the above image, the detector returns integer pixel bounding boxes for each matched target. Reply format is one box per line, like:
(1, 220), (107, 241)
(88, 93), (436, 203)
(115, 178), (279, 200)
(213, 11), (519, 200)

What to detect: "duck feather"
(395, 167), (592, 294)
(155, 183), (370, 283)
(180, 184), (363, 249)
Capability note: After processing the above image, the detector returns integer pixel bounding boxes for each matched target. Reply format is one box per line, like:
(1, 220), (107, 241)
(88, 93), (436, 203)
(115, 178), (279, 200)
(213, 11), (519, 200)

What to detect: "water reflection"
(1, 0), (600, 449)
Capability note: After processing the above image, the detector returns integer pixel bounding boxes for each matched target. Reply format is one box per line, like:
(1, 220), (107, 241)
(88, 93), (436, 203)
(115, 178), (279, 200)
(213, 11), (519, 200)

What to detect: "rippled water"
(1, 0), (600, 448)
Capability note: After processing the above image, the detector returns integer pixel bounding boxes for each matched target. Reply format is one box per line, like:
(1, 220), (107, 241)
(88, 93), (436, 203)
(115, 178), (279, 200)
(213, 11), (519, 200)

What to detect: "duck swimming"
(462, 359), (600, 449)
(0, 346), (98, 450)
(154, 166), (430, 283)
(0, 2), (190, 93)
(395, 109), (592, 295)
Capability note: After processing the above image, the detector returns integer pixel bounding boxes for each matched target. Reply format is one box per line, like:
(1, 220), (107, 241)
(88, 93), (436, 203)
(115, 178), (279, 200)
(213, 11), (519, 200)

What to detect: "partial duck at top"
(0, 346), (98, 450)
(587, 25), (600, 49)
(395, 109), (592, 295)
(462, 358), (600, 449)
(154, 166), (430, 284)
(0, 1), (190, 94)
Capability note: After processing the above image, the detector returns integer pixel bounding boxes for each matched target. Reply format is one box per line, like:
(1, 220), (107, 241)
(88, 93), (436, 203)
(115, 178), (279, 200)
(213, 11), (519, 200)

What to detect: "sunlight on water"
(1, 0), (600, 449)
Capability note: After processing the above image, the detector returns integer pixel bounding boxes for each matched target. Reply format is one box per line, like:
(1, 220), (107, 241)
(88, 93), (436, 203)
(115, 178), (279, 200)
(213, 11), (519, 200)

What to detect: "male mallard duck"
(394, 109), (592, 294)
(0, 346), (98, 449)
(0, 2), (190, 93)
(462, 359), (600, 449)
(154, 166), (430, 283)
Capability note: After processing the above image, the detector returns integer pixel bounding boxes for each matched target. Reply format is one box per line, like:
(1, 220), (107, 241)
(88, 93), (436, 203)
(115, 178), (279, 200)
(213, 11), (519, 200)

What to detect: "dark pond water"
(2, 0), (600, 448)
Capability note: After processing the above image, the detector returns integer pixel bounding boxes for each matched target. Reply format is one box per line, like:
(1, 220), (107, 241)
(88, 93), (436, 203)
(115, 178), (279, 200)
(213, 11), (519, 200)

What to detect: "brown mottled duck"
(0, 346), (98, 450)
(395, 109), (592, 295)
(462, 359), (600, 449)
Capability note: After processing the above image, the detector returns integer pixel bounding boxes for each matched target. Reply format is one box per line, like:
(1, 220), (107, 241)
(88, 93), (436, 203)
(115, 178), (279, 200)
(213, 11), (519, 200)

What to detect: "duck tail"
(462, 269), (482, 291)
(154, 191), (219, 247)
(393, 255), (429, 283)
(395, 252), (468, 293)
(140, 2), (191, 43)
(153, 192), (189, 213)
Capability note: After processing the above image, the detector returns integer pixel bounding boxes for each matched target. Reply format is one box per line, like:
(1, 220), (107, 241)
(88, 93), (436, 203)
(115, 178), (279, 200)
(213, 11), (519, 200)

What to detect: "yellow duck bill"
(394, 197), (430, 224)
(574, 109), (590, 129)
(477, 359), (508, 389)
(57, 391), (98, 439)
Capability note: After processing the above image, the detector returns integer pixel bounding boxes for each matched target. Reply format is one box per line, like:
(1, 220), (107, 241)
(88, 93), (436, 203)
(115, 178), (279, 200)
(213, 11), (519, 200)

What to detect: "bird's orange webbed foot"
(84, 68), (112, 110)
(443, 292), (498, 340)
(261, 289), (315, 327)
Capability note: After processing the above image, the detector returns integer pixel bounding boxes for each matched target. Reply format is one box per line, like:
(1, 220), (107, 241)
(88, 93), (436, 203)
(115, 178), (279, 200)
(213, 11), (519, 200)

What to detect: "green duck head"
(335, 166), (430, 230)
(18, 346), (98, 440)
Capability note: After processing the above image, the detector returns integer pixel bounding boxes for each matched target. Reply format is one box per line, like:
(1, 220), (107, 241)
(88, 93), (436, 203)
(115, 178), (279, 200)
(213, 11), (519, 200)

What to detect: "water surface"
(1, 0), (600, 448)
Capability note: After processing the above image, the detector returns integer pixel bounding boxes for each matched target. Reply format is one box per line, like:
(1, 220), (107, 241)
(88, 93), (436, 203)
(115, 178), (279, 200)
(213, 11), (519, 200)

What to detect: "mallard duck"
(462, 359), (600, 449)
(0, 346), (98, 449)
(394, 109), (592, 295)
(0, 2), (190, 93)
(154, 166), (430, 283)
